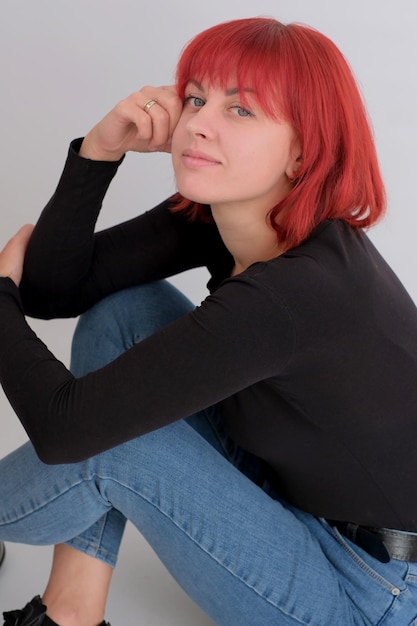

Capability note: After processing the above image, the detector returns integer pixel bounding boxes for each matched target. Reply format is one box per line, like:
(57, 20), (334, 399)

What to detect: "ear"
(286, 136), (303, 181)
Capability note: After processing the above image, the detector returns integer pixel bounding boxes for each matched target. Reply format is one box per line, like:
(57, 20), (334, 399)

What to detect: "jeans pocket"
(330, 524), (406, 593)
(315, 518), (417, 625)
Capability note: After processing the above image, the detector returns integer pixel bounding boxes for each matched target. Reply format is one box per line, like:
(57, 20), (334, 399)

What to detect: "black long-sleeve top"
(1, 140), (417, 530)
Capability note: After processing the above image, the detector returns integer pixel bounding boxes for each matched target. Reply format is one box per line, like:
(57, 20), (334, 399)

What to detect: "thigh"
(90, 414), (417, 626)
(75, 419), (356, 626)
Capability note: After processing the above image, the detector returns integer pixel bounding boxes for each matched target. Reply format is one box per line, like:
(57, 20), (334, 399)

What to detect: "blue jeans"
(1, 281), (417, 625)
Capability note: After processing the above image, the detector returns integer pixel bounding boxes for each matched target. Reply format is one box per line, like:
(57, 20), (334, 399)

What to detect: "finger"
(110, 86), (182, 154)
(114, 96), (154, 147)
(157, 85), (183, 137)
(139, 86), (183, 150)
(144, 102), (171, 150)
(114, 91), (165, 152)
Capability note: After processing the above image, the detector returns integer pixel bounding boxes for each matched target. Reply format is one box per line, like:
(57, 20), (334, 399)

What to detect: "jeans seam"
(0, 477), (108, 528)
(330, 527), (405, 594)
(66, 535), (117, 564)
(66, 511), (115, 561)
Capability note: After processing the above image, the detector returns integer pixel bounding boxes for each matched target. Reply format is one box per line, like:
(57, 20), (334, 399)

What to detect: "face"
(171, 80), (300, 218)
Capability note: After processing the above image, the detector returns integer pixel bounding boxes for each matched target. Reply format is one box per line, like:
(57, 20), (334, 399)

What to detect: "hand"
(0, 224), (34, 287)
(80, 85), (183, 161)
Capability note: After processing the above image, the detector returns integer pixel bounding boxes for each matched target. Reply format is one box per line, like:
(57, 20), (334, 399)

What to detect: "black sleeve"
(0, 272), (294, 464)
(20, 139), (230, 319)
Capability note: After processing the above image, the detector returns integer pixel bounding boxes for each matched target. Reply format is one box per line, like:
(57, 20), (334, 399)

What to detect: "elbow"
(19, 281), (56, 320)
(32, 437), (87, 465)
(33, 443), (71, 465)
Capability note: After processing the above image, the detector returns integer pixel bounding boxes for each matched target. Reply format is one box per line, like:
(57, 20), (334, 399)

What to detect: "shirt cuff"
(70, 138), (126, 166)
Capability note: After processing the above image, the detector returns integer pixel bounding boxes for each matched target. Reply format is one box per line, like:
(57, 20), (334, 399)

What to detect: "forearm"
(0, 278), (76, 455)
(0, 272), (294, 465)
(20, 139), (124, 318)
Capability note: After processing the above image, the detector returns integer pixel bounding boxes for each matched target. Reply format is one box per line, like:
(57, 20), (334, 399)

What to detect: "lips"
(182, 149), (221, 167)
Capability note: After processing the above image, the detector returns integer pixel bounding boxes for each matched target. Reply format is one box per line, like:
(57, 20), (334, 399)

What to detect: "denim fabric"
(1, 281), (417, 625)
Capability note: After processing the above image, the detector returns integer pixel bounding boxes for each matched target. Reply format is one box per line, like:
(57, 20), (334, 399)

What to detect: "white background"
(0, 0), (416, 623)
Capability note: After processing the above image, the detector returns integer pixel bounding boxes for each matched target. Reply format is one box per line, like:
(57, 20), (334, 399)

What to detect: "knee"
(71, 285), (153, 368)
(70, 294), (128, 375)
(70, 281), (194, 375)
(72, 291), (127, 351)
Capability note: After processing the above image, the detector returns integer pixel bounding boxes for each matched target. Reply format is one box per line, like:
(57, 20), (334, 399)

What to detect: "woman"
(1, 16), (417, 626)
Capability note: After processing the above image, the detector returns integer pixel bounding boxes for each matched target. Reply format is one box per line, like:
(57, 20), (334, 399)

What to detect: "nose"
(185, 105), (216, 140)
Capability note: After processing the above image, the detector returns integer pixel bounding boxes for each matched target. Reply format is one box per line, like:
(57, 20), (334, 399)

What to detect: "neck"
(211, 202), (284, 276)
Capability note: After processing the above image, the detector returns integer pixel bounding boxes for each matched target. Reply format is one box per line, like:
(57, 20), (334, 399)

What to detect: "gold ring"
(144, 98), (158, 113)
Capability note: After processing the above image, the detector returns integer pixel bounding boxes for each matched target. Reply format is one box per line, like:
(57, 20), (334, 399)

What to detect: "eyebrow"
(188, 79), (254, 96)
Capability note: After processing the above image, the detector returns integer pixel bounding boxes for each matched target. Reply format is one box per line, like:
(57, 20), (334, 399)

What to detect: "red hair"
(171, 17), (386, 249)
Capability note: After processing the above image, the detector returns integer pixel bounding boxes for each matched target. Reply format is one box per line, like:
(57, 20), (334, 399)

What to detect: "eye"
(183, 95), (205, 109)
(230, 105), (254, 118)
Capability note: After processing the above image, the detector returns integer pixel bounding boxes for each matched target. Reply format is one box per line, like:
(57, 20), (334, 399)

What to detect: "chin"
(175, 181), (215, 206)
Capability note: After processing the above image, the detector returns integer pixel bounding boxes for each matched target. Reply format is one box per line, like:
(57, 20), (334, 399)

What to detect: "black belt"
(327, 521), (417, 563)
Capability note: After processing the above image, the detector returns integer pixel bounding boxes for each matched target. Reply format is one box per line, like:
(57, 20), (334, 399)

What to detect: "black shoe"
(3, 596), (46, 626)
(2, 595), (111, 626)
(0, 542), (5, 568)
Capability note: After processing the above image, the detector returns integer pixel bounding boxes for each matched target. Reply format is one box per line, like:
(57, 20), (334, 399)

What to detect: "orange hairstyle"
(171, 17), (386, 249)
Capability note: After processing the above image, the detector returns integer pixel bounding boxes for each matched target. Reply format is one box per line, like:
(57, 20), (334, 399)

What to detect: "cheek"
(260, 136), (293, 173)
(171, 112), (188, 142)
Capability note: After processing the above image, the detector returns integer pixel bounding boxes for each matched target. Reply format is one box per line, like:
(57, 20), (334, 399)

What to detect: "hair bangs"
(175, 18), (286, 119)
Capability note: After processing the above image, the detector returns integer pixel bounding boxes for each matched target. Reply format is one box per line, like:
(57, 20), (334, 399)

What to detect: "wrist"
(79, 134), (125, 162)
